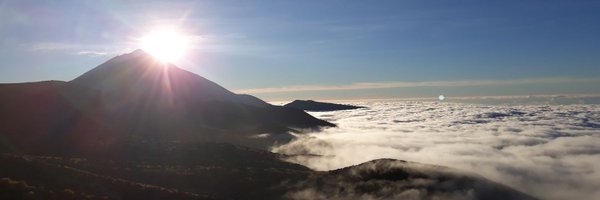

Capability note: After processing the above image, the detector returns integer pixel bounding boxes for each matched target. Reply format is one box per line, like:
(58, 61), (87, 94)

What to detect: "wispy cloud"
(235, 77), (600, 94)
(25, 41), (132, 57)
(76, 50), (109, 56)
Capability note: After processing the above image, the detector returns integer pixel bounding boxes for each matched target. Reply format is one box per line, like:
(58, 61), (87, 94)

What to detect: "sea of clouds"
(272, 97), (600, 200)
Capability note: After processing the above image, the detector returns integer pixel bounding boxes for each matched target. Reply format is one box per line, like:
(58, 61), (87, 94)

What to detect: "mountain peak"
(117, 49), (159, 62)
(69, 49), (165, 88)
(131, 48), (147, 54)
(126, 49), (156, 59)
(68, 49), (270, 107)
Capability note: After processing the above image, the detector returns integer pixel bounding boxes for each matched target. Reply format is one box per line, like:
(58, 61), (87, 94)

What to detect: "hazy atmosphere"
(1, 1), (599, 200)
(1, 1), (600, 100)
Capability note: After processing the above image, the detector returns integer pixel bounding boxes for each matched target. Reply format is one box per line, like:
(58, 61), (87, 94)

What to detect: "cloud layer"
(272, 100), (600, 200)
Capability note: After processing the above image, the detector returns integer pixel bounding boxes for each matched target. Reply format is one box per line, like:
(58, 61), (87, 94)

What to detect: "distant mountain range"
(0, 50), (536, 200)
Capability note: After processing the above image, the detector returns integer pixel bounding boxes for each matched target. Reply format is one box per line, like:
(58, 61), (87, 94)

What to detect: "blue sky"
(1, 0), (599, 100)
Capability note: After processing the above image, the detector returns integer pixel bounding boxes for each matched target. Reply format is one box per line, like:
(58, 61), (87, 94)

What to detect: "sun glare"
(139, 30), (189, 63)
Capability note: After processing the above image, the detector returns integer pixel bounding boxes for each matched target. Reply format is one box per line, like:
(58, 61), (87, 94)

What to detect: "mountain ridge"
(284, 100), (365, 111)
(0, 50), (334, 154)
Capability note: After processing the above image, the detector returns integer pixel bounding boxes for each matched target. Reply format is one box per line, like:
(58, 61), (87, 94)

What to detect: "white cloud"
(272, 100), (600, 200)
(76, 50), (109, 56)
(235, 77), (600, 94)
(25, 42), (134, 57)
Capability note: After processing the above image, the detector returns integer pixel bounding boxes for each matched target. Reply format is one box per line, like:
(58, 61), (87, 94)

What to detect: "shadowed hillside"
(0, 148), (537, 200)
(284, 159), (536, 200)
(0, 50), (333, 154)
(284, 100), (364, 111)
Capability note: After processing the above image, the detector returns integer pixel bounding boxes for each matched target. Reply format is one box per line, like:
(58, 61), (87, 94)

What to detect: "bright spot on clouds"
(439, 95), (445, 101)
(272, 98), (600, 200)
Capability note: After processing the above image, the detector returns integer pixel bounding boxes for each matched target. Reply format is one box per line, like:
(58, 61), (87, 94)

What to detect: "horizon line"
(234, 77), (600, 94)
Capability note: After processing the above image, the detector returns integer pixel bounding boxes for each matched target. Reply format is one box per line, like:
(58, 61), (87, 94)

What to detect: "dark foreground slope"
(0, 143), (310, 200)
(284, 100), (364, 111)
(0, 146), (537, 200)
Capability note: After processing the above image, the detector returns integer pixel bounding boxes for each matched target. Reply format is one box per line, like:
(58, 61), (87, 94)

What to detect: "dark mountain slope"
(284, 100), (364, 111)
(68, 49), (268, 108)
(285, 159), (537, 200)
(0, 143), (311, 200)
(0, 150), (537, 200)
(0, 50), (333, 155)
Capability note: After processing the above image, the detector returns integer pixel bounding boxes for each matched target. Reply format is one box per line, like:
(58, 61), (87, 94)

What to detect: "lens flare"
(139, 30), (189, 62)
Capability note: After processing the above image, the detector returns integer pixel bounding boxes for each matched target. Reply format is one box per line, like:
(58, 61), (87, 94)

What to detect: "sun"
(139, 29), (190, 63)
